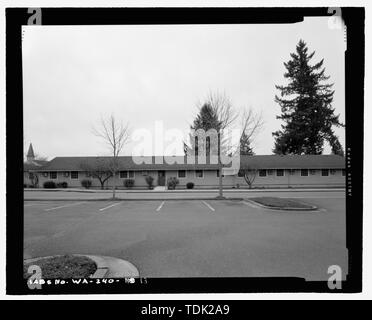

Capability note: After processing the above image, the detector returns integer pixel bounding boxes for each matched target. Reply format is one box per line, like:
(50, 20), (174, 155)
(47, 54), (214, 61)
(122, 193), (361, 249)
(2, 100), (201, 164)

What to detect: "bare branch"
(92, 114), (131, 158)
(205, 91), (239, 130)
(91, 115), (131, 197)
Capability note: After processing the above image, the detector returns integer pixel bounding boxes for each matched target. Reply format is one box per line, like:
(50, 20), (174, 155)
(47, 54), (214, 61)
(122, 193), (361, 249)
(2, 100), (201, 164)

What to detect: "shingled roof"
(239, 154), (345, 169)
(24, 160), (49, 171)
(35, 155), (345, 171)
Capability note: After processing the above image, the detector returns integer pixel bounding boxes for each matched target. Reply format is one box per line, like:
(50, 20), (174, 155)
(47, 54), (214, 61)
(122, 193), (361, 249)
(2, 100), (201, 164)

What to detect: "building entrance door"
(158, 171), (166, 186)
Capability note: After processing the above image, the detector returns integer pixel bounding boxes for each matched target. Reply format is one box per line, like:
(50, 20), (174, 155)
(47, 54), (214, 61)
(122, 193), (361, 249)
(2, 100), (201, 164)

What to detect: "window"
(28, 172), (34, 179)
(259, 170), (266, 177)
(237, 170), (244, 177)
(142, 171), (149, 176)
(342, 169), (346, 176)
(71, 171), (79, 179)
(276, 169), (284, 176)
(50, 171), (57, 179)
(330, 169), (336, 175)
(178, 170), (186, 178)
(309, 169), (316, 175)
(195, 170), (203, 178)
(301, 169), (308, 176)
(217, 170), (220, 177)
(289, 169), (296, 175)
(321, 169), (329, 176)
(267, 169), (274, 176)
(120, 171), (134, 178)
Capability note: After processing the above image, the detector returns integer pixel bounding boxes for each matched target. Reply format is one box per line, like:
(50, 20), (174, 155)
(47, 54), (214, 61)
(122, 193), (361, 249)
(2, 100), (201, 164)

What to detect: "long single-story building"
(24, 149), (346, 189)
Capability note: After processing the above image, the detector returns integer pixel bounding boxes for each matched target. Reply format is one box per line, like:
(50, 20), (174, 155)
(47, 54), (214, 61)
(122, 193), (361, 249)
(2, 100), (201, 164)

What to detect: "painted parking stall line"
(99, 202), (121, 211)
(44, 202), (87, 212)
(24, 203), (47, 207)
(156, 201), (165, 212)
(202, 201), (215, 212)
(242, 200), (263, 209)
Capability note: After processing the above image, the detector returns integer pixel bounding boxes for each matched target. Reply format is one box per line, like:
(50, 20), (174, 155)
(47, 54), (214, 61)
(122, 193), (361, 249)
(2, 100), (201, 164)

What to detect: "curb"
(24, 197), (244, 202)
(245, 199), (318, 211)
(24, 254), (139, 279)
(79, 255), (139, 278)
(25, 187), (345, 193)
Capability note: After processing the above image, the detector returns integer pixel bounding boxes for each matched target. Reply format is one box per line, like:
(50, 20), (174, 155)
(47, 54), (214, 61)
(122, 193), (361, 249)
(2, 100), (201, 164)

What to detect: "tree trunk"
(218, 167), (223, 197)
(112, 171), (116, 199)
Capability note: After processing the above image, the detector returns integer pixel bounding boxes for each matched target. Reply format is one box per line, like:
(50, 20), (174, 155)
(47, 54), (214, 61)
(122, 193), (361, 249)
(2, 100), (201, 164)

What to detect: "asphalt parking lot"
(24, 194), (347, 281)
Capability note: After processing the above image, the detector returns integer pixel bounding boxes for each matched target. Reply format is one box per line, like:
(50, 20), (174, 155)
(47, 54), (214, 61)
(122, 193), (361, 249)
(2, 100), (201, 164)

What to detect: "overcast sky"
(22, 17), (345, 159)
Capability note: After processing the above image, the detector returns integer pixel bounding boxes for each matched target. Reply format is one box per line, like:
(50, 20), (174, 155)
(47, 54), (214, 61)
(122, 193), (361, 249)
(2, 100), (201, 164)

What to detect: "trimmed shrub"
(186, 182), (194, 189)
(124, 178), (135, 189)
(56, 182), (68, 188)
(145, 175), (154, 190)
(81, 179), (92, 189)
(43, 181), (56, 189)
(167, 177), (179, 190)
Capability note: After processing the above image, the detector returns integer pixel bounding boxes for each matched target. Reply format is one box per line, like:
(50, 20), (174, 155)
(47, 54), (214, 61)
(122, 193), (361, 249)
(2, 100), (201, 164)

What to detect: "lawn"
(249, 197), (315, 209)
(24, 254), (97, 279)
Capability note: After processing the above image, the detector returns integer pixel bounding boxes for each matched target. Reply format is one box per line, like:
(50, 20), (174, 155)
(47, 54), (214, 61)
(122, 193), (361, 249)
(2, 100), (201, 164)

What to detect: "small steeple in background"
(26, 143), (35, 162)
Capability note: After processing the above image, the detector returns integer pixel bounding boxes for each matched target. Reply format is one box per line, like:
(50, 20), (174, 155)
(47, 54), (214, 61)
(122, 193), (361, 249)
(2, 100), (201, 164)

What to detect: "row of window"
(44, 170), (203, 180)
(119, 170), (203, 178)
(238, 169), (346, 177)
(44, 171), (79, 180)
(43, 169), (346, 180)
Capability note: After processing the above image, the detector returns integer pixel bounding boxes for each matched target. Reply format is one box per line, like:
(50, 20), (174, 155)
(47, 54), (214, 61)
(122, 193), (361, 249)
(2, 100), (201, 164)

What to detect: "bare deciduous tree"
(237, 108), (264, 155)
(29, 172), (39, 188)
(80, 158), (113, 190)
(92, 115), (130, 199)
(204, 91), (239, 131)
(240, 109), (263, 145)
(203, 92), (237, 198)
(186, 91), (264, 197)
(242, 166), (259, 189)
(207, 92), (263, 195)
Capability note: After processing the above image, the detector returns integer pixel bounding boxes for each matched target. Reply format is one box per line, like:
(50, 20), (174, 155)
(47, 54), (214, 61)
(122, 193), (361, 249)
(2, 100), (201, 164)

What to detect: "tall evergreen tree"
(186, 103), (222, 156)
(273, 40), (344, 155)
(192, 103), (221, 131)
(240, 132), (254, 155)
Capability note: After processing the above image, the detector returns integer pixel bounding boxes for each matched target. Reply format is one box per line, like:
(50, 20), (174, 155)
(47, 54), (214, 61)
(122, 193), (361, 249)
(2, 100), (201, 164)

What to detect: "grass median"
(249, 197), (315, 210)
(24, 254), (97, 279)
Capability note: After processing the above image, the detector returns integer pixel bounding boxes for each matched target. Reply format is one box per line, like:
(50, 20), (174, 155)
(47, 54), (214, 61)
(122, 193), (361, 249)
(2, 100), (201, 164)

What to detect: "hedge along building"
(28, 154), (346, 189)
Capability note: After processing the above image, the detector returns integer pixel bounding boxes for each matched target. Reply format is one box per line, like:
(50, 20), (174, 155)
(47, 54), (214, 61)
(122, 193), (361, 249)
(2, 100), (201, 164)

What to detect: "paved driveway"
(24, 195), (347, 281)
